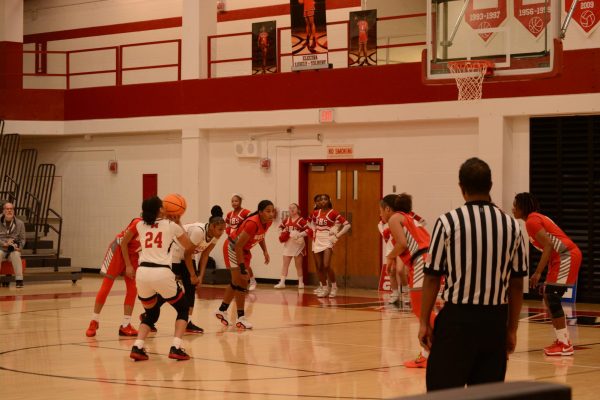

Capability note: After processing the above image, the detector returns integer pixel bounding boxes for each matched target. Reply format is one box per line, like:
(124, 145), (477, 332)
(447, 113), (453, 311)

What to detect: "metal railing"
(23, 39), (182, 89)
(207, 13), (426, 78)
(46, 208), (63, 271)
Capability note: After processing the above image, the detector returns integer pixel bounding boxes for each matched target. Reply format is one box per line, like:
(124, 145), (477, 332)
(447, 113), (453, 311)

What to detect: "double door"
(304, 161), (382, 288)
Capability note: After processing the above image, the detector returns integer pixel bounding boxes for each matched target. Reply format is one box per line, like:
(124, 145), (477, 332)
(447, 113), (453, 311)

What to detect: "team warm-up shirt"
(230, 214), (272, 251)
(172, 222), (219, 263)
(525, 212), (579, 259)
(133, 219), (183, 266)
(425, 201), (528, 306)
(396, 211), (430, 267)
(225, 208), (251, 237)
(309, 209), (348, 233)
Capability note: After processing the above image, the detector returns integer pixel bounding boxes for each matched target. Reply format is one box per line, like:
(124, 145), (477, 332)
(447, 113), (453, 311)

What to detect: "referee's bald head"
(459, 157), (492, 195)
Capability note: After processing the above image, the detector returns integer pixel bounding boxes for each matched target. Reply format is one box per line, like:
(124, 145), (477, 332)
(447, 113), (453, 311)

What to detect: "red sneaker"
(403, 353), (427, 368)
(130, 346), (149, 361)
(544, 340), (574, 356)
(119, 324), (138, 337)
(85, 320), (99, 337)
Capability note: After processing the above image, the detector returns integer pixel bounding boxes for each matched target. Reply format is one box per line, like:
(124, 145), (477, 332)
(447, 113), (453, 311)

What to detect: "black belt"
(140, 262), (170, 269)
(410, 248), (428, 263)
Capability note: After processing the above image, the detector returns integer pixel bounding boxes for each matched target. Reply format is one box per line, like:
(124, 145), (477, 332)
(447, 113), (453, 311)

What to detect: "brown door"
(305, 161), (382, 289)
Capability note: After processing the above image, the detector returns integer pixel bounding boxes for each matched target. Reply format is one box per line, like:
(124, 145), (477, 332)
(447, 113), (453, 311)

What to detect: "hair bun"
(211, 205), (224, 218)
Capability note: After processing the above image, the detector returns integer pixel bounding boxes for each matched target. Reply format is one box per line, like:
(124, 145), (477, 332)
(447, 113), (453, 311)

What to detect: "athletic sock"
(172, 337), (183, 349)
(331, 282), (337, 289)
(237, 309), (245, 318)
(121, 315), (131, 327)
(134, 339), (145, 349)
(219, 302), (230, 312)
(555, 328), (570, 344)
(280, 276), (286, 283)
(401, 285), (409, 294)
(421, 348), (429, 358)
(92, 313), (100, 322)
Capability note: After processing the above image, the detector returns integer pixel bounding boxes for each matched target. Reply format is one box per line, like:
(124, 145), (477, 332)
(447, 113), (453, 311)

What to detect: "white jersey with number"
(135, 219), (183, 266)
(172, 222), (219, 263)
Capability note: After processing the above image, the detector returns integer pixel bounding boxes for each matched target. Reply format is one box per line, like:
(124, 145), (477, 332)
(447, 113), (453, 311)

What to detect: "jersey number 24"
(144, 231), (163, 248)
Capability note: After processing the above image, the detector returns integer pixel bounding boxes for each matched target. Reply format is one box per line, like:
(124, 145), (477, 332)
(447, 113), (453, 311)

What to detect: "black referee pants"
(426, 303), (508, 391)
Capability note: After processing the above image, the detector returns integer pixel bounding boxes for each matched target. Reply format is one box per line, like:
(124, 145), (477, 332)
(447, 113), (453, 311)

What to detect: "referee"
(419, 157), (528, 391)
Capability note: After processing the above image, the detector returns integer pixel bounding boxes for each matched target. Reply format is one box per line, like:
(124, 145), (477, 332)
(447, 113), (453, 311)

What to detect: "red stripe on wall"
(217, 0), (362, 22)
(0, 42), (23, 90)
(23, 17), (183, 44)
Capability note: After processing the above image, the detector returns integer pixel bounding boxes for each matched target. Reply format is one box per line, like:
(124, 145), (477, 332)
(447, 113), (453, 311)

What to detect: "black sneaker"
(16, 280), (24, 288)
(185, 321), (204, 334)
(130, 346), (149, 361)
(139, 312), (157, 332)
(168, 346), (190, 360)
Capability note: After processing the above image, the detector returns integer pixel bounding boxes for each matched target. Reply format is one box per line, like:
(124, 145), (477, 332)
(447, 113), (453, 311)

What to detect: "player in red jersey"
(299, 0), (317, 49)
(275, 203), (308, 290)
(257, 25), (270, 73)
(224, 194), (257, 290)
(356, 17), (369, 64)
(381, 193), (435, 369)
(513, 192), (582, 356)
(215, 200), (275, 329)
(85, 217), (142, 338)
(310, 194), (351, 298)
(122, 196), (197, 361)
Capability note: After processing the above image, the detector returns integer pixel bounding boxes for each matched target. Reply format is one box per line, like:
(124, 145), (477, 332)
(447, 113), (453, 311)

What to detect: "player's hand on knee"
(125, 266), (135, 279)
(190, 275), (200, 286)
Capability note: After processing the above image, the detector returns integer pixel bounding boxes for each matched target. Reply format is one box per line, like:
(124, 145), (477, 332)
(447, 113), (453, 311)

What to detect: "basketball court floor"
(1, 276), (599, 399)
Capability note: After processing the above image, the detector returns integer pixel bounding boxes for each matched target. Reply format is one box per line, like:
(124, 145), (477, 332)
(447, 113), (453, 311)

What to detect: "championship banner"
(566, 0), (600, 35)
(290, 0), (329, 71)
(465, 0), (507, 42)
(252, 21), (277, 74)
(514, 0), (552, 38)
(348, 10), (377, 66)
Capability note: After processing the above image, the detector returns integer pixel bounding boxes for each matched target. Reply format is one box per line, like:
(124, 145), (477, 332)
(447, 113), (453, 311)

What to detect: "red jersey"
(279, 216), (308, 233)
(225, 208), (251, 236)
(357, 20), (368, 33)
(304, 0), (315, 10)
(231, 214), (272, 251)
(397, 212), (430, 267)
(309, 209), (348, 232)
(525, 212), (579, 258)
(118, 217), (142, 254)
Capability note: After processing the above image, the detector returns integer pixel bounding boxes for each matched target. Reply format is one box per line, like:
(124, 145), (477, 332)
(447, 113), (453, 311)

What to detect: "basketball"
(162, 193), (187, 216)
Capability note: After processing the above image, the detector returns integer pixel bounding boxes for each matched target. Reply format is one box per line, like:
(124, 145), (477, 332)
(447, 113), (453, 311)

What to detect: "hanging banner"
(290, 0), (329, 71)
(465, 0), (508, 42)
(514, 0), (552, 38)
(252, 21), (277, 74)
(565, 0), (600, 35)
(348, 10), (377, 66)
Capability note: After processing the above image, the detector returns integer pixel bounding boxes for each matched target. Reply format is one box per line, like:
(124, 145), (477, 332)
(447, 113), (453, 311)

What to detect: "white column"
(478, 114), (506, 208)
(0, 0), (23, 42)
(181, 129), (210, 222)
(182, 0), (217, 80)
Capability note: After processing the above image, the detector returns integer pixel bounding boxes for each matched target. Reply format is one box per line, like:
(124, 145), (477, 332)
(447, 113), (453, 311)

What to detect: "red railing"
(23, 39), (181, 89)
(207, 13), (427, 78)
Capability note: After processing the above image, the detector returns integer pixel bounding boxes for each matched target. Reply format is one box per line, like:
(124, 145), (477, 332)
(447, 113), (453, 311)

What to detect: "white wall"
(20, 132), (182, 269)
(0, 0), (23, 42)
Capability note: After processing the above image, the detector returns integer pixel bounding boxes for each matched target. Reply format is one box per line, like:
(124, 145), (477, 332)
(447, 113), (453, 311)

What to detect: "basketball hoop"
(447, 60), (494, 101)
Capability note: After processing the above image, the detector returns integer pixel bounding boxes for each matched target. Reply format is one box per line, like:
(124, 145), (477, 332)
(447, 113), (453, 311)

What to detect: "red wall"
(1, 47), (599, 122)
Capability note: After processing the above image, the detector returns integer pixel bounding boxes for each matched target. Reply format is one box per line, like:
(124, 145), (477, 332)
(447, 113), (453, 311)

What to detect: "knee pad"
(142, 303), (161, 326)
(170, 295), (189, 322)
(230, 282), (248, 293)
(545, 288), (565, 319)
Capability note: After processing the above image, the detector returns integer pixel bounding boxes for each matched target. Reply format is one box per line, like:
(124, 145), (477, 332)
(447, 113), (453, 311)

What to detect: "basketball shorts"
(136, 264), (180, 304)
(223, 240), (252, 269)
(100, 238), (139, 279)
(546, 247), (582, 285)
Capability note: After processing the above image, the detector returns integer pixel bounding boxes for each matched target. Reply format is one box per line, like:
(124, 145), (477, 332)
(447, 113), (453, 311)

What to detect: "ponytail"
(209, 205), (225, 226)
(141, 196), (162, 225)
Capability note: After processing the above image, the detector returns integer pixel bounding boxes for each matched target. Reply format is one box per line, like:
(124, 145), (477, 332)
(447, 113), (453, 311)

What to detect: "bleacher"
(0, 119), (81, 285)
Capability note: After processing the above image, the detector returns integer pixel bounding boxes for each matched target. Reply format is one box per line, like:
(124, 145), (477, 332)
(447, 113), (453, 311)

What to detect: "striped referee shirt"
(424, 201), (528, 306)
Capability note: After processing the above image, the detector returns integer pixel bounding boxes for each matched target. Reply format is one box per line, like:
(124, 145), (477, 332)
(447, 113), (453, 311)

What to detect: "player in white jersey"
(171, 206), (226, 334)
(121, 196), (197, 361)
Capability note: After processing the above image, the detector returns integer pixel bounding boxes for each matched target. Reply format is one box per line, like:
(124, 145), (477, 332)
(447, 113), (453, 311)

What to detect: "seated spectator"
(0, 202), (26, 288)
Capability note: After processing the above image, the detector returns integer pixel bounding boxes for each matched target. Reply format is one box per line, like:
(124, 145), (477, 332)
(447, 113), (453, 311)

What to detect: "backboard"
(426, 0), (562, 80)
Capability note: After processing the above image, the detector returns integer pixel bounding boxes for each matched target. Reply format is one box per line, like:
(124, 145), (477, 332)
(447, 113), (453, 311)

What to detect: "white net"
(447, 61), (493, 101)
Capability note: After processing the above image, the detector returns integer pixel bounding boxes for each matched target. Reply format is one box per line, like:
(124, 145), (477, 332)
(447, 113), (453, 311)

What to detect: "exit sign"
(319, 108), (335, 123)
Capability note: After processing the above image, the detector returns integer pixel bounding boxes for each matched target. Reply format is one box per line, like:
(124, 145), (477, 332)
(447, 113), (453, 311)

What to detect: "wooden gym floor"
(1, 275), (599, 400)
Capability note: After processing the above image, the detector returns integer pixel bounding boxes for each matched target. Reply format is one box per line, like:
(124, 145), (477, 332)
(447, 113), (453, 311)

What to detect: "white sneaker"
(274, 281), (286, 289)
(298, 282), (305, 290)
(388, 292), (399, 304)
(236, 316), (253, 330)
(248, 278), (257, 291)
(328, 286), (337, 298)
(317, 287), (330, 298)
(215, 310), (230, 326)
(313, 286), (322, 294)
